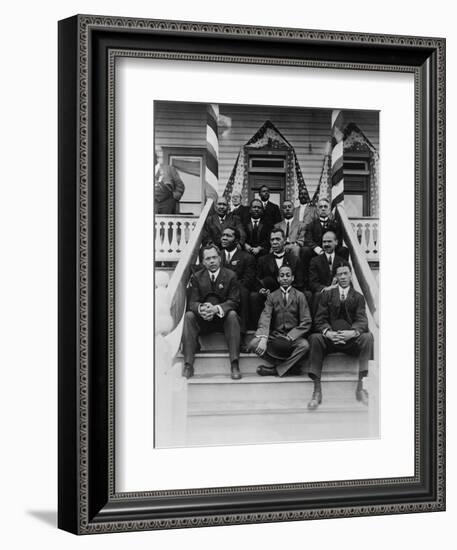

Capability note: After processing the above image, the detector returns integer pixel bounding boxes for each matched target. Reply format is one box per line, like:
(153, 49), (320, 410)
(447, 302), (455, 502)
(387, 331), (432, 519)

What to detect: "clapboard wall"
(154, 101), (379, 198)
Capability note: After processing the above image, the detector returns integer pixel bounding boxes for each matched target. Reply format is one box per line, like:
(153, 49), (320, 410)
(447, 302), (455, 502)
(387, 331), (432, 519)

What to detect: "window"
(162, 147), (205, 215)
(343, 154), (371, 217)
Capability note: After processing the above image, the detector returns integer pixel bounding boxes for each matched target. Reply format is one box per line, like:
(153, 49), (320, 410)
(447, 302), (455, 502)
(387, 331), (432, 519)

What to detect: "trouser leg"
(249, 291), (266, 330)
(356, 332), (374, 376)
(276, 338), (310, 376)
(238, 285), (249, 333)
(182, 311), (201, 365)
(308, 333), (328, 379)
(223, 310), (241, 362)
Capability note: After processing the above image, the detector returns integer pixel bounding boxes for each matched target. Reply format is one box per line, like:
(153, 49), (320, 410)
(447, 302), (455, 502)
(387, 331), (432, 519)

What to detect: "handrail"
(162, 199), (213, 358)
(336, 204), (379, 328)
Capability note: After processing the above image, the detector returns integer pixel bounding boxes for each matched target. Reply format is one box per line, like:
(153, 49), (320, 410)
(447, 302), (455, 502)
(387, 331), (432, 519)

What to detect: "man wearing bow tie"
(249, 228), (307, 328)
(230, 191), (250, 225)
(301, 197), (348, 280)
(182, 244), (242, 380)
(306, 262), (373, 410)
(308, 230), (345, 312)
(201, 196), (245, 248)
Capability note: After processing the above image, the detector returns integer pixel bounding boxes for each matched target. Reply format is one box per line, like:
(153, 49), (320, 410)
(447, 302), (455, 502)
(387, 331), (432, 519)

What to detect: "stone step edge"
(187, 374), (361, 384)
(188, 406), (370, 416)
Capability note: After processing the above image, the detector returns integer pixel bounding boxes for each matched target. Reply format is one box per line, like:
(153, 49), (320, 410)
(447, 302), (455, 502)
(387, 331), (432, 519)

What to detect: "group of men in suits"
(180, 186), (373, 409)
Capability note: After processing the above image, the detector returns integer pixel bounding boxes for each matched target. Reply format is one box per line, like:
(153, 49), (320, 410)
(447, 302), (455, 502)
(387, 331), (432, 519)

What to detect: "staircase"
(155, 200), (380, 449)
(172, 332), (378, 448)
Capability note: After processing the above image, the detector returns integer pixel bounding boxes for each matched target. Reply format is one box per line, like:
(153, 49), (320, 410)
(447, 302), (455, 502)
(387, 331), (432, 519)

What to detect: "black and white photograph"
(154, 100), (380, 448)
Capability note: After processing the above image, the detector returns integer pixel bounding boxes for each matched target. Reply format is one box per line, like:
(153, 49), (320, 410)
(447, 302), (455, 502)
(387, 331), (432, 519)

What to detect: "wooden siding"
(154, 101), (379, 198)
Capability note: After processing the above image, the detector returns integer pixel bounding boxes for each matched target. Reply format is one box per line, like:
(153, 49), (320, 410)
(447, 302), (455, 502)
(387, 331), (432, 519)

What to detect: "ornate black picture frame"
(58, 14), (445, 534)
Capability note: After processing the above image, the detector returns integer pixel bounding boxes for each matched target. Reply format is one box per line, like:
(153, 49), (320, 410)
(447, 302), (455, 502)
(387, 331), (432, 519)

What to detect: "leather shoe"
(307, 390), (322, 410)
(182, 364), (194, 379)
(256, 365), (277, 376)
(356, 388), (369, 406)
(231, 363), (242, 380)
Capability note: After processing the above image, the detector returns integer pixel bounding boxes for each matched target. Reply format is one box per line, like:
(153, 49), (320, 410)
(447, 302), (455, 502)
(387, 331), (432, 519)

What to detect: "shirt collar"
(251, 218), (260, 224)
(338, 285), (349, 296)
(225, 248), (236, 261)
(281, 286), (292, 294)
(209, 268), (221, 280)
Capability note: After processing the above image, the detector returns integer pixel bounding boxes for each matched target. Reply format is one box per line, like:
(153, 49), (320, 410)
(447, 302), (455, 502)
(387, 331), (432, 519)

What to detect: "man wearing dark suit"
(259, 185), (282, 226)
(274, 200), (307, 260)
(307, 262), (374, 409)
(308, 230), (345, 312)
(293, 189), (318, 227)
(302, 197), (348, 261)
(249, 228), (307, 328)
(243, 199), (272, 258)
(220, 226), (256, 336)
(248, 265), (311, 377)
(230, 191), (250, 225)
(154, 159), (185, 214)
(182, 244), (242, 380)
(202, 196), (245, 248)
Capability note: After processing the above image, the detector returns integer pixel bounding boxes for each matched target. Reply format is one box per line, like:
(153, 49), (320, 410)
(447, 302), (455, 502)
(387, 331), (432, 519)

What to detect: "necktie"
(328, 255), (332, 270)
(211, 274), (216, 288)
(283, 290), (288, 306)
(285, 221), (290, 239)
(252, 220), (259, 242)
(340, 291), (346, 302)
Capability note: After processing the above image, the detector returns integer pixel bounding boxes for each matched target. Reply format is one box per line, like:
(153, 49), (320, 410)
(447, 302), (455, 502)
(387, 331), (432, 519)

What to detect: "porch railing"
(154, 215), (199, 262)
(349, 217), (379, 263)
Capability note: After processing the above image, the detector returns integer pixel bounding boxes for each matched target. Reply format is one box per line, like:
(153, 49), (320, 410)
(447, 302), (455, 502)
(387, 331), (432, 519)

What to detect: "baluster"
(364, 222), (371, 254)
(372, 222), (379, 256)
(169, 220), (180, 255)
(155, 220), (164, 258)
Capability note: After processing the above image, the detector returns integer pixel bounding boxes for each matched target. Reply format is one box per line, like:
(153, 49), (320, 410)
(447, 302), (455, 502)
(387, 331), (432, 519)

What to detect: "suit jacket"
(231, 204), (250, 225)
(221, 248), (256, 290)
(304, 217), (343, 250)
(293, 203), (318, 226)
(154, 165), (185, 214)
(256, 287), (312, 341)
(274, 218), (306, 245)
(314, 286), (369, 333)
(188, 267), (240, 316)
(243, 218), (272, 254)
(309, 253), (345, 293)
(202, 213), (246, 247)
(256, 250), (305, 292)
(262, 201), (282, 226)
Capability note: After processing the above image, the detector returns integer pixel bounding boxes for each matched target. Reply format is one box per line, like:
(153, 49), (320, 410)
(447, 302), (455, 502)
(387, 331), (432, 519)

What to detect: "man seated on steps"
(273, 200), (306, 261)
(249, 227), (308, 329)
(308, 230), (345, 313)
(307, 261), (374, 410)
(220, 225), (256, 351)
(182, 244), (242, 380)
(248, 264), (312, 377)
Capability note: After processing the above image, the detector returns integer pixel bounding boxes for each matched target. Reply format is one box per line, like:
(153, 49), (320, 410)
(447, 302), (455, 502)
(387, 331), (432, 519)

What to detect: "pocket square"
(218, 283), (224, 289)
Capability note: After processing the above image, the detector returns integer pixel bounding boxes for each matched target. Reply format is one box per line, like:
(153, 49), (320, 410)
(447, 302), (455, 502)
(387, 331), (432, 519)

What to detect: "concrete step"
(198, 331), (255, 351)
(185, 409), (377, 447)
(187, 373), (368, 414)
(177, 351), (360, 377)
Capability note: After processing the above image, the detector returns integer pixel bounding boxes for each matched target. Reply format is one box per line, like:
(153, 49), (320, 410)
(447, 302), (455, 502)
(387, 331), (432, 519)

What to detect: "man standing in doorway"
(259, 185), (282, 226)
